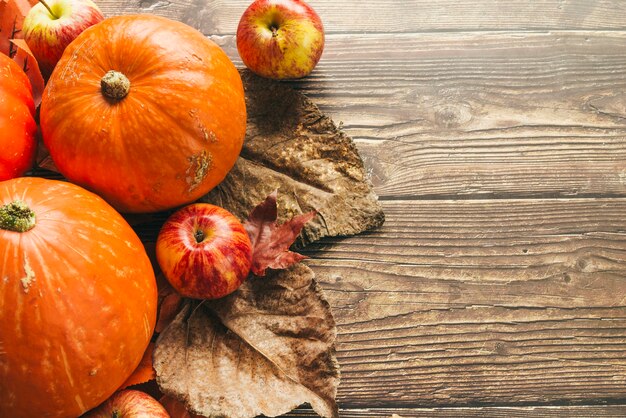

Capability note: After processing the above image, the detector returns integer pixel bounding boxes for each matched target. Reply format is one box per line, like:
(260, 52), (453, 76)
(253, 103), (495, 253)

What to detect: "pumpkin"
(0, 54), (37, 181)
(40, 14), (247, 213)
(0, 177), (158, 417)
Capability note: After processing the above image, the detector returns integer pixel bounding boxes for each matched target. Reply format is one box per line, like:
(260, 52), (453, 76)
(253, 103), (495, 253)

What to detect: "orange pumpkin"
(0, 177), (157, 417)
(40, 14), (247, 213)
(0, 54), (37, 180)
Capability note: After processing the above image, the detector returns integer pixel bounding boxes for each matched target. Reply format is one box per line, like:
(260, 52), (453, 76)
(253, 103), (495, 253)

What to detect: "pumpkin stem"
(0, 201), (36, 233)
(101, 70), (130, 101)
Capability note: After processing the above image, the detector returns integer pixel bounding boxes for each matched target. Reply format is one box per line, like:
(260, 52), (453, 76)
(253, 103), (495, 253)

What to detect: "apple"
(156, 203), (252, 300)
(236, 0), (324, 79)
(82, 390), (170, 418)
(22, 0), (104, 79)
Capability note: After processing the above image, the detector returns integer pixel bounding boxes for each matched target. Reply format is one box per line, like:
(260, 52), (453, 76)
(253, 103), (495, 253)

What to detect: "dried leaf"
(160, 395), (201, 418)
(119, 342), (156, 390)
(0, 0), (33, 56)
(1, 0), (44, 106)
(154, 263), (339, 418)
(244, 191), (316, 276)
(202, 70), (384, 247)
(10, 38), (43, 106)
(155, 278), (183, 333)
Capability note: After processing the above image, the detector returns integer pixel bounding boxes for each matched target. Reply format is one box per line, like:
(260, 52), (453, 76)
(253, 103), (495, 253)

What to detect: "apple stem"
(194, 229), (205, 243)
(38, 0), (60, 19)
(270, 25), (279, 37)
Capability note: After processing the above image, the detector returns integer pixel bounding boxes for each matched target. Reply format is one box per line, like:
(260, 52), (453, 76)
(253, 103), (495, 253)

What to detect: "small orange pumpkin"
(0, 54), (37, 180)
(0, 177), (157, 417)
(40, 14), (247, 213)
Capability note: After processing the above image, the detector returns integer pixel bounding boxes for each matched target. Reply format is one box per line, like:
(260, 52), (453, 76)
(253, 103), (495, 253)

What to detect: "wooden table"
(99, 1), (626, 416)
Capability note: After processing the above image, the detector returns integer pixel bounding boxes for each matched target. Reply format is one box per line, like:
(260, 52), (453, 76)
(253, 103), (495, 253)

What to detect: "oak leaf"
(154, 263), (339, 418)
(245, 190), (315, 276)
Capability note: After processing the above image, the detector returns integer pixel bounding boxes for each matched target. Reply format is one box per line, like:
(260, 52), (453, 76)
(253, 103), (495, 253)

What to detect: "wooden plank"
(70, 26), (626, 199)
(284, 405), (626, 417)
(97, 0), (626, 34)
(298, 199), (626, 407)
(201, 31), (626, 199)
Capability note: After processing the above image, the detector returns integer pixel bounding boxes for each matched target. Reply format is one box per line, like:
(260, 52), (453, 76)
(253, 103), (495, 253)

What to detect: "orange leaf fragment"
(0, 0), (34, 56)
(118, 342), (156, 390)
(9, 38), (43, 106)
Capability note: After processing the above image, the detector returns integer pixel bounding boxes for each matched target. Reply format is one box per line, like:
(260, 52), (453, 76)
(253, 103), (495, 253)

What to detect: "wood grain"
(284, 405), (626, 417)
(299, 199), (626, 407)
(199, 32), (626, 200)
(97, 0), (626, 34)
(91, 0), (626, 413)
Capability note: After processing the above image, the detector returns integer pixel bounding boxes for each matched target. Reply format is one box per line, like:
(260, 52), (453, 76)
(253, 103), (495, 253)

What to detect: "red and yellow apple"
(82, 390), (170, 418)
(236, 0), (324, 79)
(156, 203), (252, 300)
(22, 0), (104, 79)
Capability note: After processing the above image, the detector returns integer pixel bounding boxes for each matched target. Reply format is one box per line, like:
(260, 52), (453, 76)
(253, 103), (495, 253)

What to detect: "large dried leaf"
(154, 263), (339, 418)
(202, 70), (384, 247)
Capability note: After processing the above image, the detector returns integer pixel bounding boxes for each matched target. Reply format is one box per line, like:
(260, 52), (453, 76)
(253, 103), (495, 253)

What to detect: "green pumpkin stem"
(0, 201), (36, 233)
(101, 70), (131, 101)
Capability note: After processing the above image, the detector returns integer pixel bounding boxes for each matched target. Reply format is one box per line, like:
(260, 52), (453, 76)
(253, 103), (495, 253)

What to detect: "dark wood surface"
(98, 1), (626, 416)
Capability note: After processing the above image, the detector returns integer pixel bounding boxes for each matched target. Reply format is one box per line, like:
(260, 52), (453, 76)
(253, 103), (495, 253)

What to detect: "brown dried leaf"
(160, 395), (201, 418)
(155, 278), (183, 333)
(202, 70), (384, 247)
(154, 263), (339, 418)
(245, 190), (316, 276)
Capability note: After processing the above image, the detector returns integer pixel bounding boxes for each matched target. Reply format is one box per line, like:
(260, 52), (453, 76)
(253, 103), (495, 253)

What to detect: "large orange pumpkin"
(0, 54), (37, 180)
(40, 14), (247, 213)
(0, 177), (157, 417)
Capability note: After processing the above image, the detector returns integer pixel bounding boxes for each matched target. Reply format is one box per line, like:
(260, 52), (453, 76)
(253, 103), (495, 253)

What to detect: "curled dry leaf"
(1, 0), (45, 106)
(0, 0), (32, 55)
(202, 70), (384, 247)
(154, 263), (339, 418)
(9, 39), (43, 106)
(244, 190), (316, 276)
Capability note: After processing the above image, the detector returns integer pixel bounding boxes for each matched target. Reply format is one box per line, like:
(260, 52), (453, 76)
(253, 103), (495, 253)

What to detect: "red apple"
(82, 390), (170, 418)
(236, 0), (324, 79)
(156, 203), (252, 300)
(22, 0), (104, 79)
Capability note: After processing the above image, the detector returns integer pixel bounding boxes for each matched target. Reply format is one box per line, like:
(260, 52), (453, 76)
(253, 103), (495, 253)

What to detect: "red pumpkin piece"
(0, 177), (158, 417)
(0, 53), (37, 180)
(40, 14), (247, 213)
